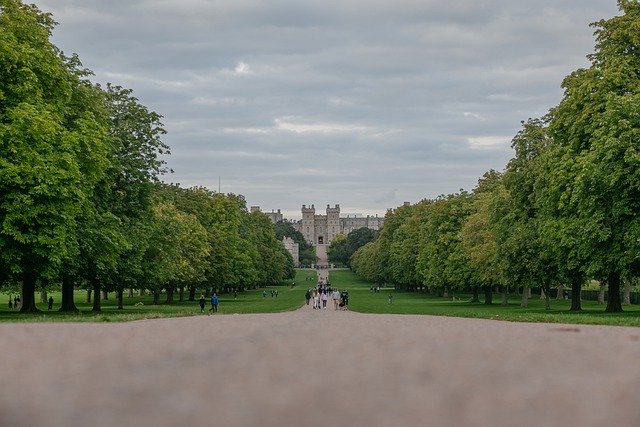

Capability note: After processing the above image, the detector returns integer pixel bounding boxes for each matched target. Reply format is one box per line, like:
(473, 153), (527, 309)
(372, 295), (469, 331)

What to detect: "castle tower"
(301, 204), (316, 245)
(326, 204), (340, 245)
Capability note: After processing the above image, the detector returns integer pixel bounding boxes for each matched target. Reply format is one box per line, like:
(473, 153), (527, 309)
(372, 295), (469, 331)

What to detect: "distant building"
(294, 204), (384, 246)
(282, 236), (299, 265)
(250, 206), (283, 224)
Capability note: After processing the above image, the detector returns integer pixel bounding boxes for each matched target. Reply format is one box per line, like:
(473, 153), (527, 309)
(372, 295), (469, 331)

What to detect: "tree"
(0, 1), (108, 312)
(274, 219), (313, 265)
(328, 227), (377, 267)
(545, 0), (640, 312)
(460, 172), (503, 304)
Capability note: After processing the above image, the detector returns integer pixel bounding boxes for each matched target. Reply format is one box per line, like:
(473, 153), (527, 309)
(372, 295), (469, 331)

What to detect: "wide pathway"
(0, 309), (639, 427)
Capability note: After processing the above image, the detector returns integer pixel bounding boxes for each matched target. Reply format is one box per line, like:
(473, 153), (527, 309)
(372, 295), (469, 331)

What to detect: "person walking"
(48, 296), (54, 310)
(209, 293), (219, 313)
(199, 295), (206, 313)
(332, 289), (340, 310)
(305, 289), (311, 306)
(388, 294), (393, 305)
(321, 291), (328, 309)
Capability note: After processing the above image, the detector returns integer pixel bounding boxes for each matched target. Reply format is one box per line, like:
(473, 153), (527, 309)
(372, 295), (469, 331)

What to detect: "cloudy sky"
(35, 0), (619, 219)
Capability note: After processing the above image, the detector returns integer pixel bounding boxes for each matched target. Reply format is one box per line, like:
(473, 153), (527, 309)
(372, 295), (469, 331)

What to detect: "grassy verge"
(0, 269), (317, 323)
(329, 270), (640, 327)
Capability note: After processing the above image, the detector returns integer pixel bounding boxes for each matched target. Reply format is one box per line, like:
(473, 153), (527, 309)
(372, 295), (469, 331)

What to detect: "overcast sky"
(35, 0), (619, 219)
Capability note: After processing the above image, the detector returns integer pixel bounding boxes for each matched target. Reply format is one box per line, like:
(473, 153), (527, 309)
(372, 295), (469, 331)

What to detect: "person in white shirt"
(331, 289), (340, 310)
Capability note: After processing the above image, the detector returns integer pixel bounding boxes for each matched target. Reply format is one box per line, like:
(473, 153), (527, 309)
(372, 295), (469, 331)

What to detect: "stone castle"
(294, 204), (383, 246)
(251, 204), (384, 246)
(251, 204), (384, 263)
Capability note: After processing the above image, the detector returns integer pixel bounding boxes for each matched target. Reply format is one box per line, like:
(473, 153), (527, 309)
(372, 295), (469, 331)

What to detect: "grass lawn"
(329, 270), (640, 327)
(0, 269), (317, 323)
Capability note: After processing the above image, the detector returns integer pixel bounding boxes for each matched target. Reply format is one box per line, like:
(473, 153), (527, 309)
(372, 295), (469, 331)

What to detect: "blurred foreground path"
(1, 308), (639, 427)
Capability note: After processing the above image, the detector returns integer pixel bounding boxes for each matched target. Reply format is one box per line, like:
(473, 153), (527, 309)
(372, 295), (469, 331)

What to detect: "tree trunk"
(179, 286), (184, 302)
(85, 289), (92, 304)
(556, 284), (564, 300)
(166, 285), (175, 305)
(139, 288), (145, 296)
(597, 282), (605, 305)
(542, 285), (551, 310)
(59, 274), (79, 312)
(623, 279), (631, 305)
(605, 272), (623, 313)
(153, 291), (160, 305)
(128, 288), (134, 298)
(91, 278), (101, 313)
(470, 288), (480, 303)
(570, 275), (582, 312)
(40, 289), (48, 303)
(205, 288), (211, 298)
(443, 287), (449, 299)
(520, 286), (529, 308)
(483, 285), (492, 305)
(101, 291), (108, 301)
(117, 289), (124, 310)
(188, 285), (196, 301)
(540, 288), (546, 300)
(501, 285), (508, 306)
(19, 268), (40, 313)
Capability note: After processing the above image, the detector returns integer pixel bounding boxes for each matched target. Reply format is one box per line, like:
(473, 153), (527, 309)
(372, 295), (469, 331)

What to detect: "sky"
(34, 0), (620, 219)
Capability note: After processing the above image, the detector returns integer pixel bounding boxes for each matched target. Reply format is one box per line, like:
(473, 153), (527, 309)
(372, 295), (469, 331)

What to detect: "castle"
(251, 204), (384, 260)
(294, 204), (383, 246)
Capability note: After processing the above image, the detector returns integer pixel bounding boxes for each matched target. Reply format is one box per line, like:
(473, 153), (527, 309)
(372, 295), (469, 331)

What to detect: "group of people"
(6, 295), (55, 309)
(7, 295), (20, 309)
(199, 293), (219, 314)
(305, 285), (349, 311)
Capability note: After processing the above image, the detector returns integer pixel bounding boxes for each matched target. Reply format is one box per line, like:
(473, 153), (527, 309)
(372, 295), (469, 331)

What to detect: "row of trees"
(351, 0), (640, 313)
(0, 0), (294, 313)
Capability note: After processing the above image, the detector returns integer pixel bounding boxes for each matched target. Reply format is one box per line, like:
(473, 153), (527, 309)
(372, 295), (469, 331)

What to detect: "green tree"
(328, 227), (377, 267)
(545, 0), (640, 312)
(460, 171), (503, 303)
(0, 1), (108, 312)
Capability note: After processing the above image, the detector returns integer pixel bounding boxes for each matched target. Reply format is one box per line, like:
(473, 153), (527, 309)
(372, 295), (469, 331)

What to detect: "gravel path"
(0, 307), (639, 427)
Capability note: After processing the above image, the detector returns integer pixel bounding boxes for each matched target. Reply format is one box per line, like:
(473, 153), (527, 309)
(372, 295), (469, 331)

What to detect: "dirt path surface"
(1, 308), (639, 427)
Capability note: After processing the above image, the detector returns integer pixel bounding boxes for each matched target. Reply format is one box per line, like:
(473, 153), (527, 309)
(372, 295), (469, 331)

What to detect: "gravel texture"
(0, 307), (639, 427)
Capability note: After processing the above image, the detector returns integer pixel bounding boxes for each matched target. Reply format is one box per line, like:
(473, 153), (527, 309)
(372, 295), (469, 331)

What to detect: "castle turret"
(301, 204), (316, 245)
(326, 204), (340, 244)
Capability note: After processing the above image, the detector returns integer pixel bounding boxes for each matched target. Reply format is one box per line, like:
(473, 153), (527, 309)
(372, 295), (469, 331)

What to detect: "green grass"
(5, 269), (638, 327)
(329, 270), (640, 327)
(0, 269), (317, 323)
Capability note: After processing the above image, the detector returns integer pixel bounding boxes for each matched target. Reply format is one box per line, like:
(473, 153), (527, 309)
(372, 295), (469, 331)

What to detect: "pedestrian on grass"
(234, 290), (238, 300)
(388, 294), (393, 305)
(199, 295), (206, 313)
(209, 293), (219, 313)
(8, 298), (13, 309)
(48, 296), (54, 310)
(262, 290), (267, 298)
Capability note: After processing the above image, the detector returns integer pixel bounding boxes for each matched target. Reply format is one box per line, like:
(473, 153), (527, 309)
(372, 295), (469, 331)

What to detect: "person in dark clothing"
(199, 295), (206, 313)
(48, 296), (54, 310)
(305, 289), (311, 306)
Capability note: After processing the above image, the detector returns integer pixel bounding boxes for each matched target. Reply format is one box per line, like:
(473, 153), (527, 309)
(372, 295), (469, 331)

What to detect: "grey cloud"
(36, 0), (619, 216)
